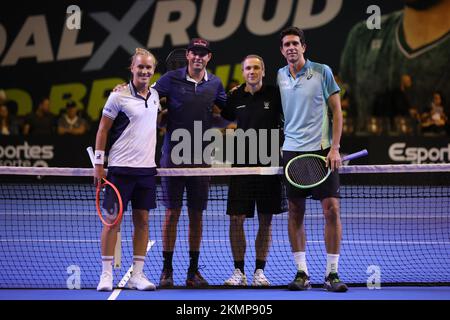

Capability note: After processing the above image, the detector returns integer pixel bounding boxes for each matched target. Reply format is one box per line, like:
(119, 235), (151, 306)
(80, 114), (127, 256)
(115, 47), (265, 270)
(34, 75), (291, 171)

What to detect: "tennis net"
(0, 164), (449, 288)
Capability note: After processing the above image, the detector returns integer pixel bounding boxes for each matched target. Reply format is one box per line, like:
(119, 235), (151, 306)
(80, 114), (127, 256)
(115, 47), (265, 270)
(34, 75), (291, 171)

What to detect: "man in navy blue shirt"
(154, 38), (227, 288)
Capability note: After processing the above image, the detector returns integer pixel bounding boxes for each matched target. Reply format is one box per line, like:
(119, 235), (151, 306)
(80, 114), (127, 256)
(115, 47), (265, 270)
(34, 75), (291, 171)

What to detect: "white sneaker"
(252, 269), (270, 286)
(97, 271), (113, 291)
(224, 268), (247, 286)
(128, 272), (156, 291)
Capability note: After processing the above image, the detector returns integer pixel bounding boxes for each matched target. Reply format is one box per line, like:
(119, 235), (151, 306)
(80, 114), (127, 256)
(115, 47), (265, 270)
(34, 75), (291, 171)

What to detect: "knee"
(258, 216), (272, 230)
(323, 204), (340, 224)
(166, 209), (181, 222)
(230, 215), (245, 226)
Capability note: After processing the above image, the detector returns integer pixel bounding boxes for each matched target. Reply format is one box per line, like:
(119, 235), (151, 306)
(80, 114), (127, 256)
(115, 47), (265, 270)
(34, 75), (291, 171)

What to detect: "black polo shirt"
(221, 84), (283, 166)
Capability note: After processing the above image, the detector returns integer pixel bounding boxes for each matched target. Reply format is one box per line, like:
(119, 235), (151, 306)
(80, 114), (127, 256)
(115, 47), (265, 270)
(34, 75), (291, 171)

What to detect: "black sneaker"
(324, 272), (348, 292)
(186, 270), (209, 288)
(288, 271), (311, 291)
(159, 269), (174, 288)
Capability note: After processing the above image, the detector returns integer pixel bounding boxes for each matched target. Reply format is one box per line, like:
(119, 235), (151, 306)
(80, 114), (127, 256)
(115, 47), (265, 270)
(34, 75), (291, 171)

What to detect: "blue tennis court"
(0, 167), (449, 301)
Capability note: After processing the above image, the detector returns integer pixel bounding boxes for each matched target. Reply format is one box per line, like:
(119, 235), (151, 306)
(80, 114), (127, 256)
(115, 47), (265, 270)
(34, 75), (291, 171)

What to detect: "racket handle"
(86, 147), (95, 168)
(342, 149), (368, 161)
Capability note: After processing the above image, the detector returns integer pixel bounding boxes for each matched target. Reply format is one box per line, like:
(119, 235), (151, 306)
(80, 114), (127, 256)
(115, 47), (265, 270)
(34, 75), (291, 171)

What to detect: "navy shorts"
(282, 149), (340, 201)
(161, 176), (210, 211)
(226, 175), (287, 218)
(103, 174), (157, 211)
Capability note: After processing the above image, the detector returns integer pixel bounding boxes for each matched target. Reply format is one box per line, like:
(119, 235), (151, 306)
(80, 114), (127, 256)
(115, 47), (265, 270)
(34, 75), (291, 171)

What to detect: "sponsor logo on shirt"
(236, 105), (246, 109)
(263, 102), (270, 109)
(306, 68), (313, 80)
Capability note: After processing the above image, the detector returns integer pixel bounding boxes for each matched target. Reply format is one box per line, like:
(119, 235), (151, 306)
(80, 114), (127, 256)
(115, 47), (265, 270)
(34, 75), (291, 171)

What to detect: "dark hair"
(279, 26), (306, 47)
(66, 100), (77, 108)
(432, 91), (445, 105)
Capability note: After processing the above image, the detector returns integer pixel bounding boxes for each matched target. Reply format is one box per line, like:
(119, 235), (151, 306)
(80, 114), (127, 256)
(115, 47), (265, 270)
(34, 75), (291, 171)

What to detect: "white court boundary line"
(107, 240), (155, 301)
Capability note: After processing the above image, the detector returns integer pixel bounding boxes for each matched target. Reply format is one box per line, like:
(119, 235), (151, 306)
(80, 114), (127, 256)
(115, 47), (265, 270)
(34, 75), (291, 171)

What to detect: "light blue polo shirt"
(277, 59), (340, 152)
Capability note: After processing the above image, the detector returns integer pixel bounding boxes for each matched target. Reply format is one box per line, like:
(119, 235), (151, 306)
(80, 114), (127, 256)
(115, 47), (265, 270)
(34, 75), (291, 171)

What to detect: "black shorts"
(104, 173), (157, 211)
(282, 149), (340, 201)
(226, 175), (287, 218)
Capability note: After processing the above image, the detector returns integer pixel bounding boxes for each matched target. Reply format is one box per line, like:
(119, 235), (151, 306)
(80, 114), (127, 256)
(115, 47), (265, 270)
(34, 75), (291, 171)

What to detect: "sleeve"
(102, 92), (121, 120)
(270, 86), (284, 129)
(214, 80), (227, 110)
(220, 91), (236, 121)
(150, 88), (161, 112)
(322, 64), (340, 101)
(152, 72), (170, 98)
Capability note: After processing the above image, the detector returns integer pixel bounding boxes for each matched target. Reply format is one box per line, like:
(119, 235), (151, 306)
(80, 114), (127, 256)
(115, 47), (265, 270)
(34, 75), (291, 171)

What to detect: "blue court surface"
(0, 286), (449, 300)
(1, 182), (449, 305)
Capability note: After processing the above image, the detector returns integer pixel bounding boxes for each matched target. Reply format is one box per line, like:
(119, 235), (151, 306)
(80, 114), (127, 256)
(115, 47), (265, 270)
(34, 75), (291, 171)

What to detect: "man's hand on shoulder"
(113, 83), (127, 92)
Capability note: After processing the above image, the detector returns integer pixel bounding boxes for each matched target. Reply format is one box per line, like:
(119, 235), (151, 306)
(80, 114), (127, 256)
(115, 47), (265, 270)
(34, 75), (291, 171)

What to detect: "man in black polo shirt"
(221, 55), (285, 286)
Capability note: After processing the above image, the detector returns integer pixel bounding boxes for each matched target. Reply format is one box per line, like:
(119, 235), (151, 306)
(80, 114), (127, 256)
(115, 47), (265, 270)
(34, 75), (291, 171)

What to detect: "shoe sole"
(128, 283), (156, 291)
(159, 280), (174, 288)
(324, 284), (348, 292)
(186, 282), (208, 288)
(224, 282), (248, 286)
(97, 287), (113, 292)
(288, 283), (311, 291)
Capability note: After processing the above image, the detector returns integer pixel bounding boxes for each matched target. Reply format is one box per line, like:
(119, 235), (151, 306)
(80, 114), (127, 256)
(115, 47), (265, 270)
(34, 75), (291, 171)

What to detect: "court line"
(107, 240), (155, 301)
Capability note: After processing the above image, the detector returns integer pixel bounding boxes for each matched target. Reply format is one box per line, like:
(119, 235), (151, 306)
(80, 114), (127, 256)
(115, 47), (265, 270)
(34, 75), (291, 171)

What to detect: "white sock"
(326, 254), (340, 277)
(101, 256), (113, 274)
(293, 251), (308, 275)
(133, 256), (146, 274)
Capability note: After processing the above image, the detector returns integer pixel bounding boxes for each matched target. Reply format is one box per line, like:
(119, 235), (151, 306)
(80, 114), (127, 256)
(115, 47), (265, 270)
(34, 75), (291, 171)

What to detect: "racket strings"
(166, 49), (187, 71)
(288, 157), (328, 186)
(99, 183), (120, 218)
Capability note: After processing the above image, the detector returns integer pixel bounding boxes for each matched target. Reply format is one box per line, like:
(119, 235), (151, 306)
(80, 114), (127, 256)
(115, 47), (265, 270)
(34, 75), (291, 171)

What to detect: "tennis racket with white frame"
(285, 149), (368, 189)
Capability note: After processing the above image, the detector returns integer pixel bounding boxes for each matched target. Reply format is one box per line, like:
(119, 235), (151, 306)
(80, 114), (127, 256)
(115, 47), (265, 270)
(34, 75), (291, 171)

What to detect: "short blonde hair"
(130, 48), (157, 68)
(241, 54), (265, 71)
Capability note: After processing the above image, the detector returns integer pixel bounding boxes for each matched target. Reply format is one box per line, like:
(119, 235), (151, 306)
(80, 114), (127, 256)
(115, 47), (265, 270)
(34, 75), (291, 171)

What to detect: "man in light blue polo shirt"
(277, 27), (347, 292)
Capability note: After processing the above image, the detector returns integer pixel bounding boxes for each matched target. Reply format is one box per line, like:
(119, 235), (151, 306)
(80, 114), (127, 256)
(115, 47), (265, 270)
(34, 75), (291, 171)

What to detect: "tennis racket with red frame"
(86, 147), (123, 227)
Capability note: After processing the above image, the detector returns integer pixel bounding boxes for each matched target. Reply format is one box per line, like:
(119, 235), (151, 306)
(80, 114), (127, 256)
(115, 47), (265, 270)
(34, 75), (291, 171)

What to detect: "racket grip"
(86, 147), (95, 168)
(342, 149), (368, 161)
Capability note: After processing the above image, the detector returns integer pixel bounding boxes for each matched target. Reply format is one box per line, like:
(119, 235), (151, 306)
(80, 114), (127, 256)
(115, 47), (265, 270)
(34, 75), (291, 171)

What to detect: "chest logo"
(236, 105), (246, 109)
(263, 102), (270, 109)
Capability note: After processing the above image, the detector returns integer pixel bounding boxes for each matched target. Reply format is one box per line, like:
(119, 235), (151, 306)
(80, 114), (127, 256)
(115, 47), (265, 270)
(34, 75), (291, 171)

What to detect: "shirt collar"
(129, 81), (151, 100)
(185, 68), (209, 83)
(286, 59), (311, 78)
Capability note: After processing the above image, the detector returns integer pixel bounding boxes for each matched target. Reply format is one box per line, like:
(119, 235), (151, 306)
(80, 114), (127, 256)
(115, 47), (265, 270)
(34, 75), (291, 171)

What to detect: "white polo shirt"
(102, 82), (160, 170)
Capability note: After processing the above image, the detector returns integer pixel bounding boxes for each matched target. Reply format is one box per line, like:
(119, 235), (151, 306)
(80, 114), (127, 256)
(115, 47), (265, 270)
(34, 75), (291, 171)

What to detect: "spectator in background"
(0, 90), (6, 106)
(374, 74), (416, 118)
(420, 91), (448, 135)
(372, 74), (419, 134)
(0, 104), (19, 135)
(57, 100), (88, 135)
(23, 97), (56, 135)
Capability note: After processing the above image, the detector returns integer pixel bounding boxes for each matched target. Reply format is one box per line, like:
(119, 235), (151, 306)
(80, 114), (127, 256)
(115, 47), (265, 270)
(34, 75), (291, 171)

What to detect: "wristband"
(94, 150), (105, 165)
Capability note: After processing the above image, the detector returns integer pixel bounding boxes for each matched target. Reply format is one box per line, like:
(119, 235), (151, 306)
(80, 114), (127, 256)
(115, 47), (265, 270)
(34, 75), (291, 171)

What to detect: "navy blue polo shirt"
(153, 67), (227, 167)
